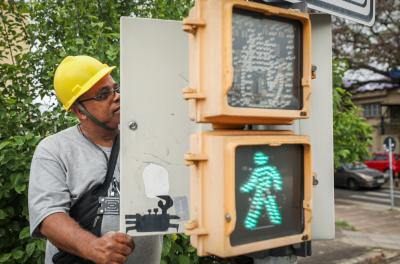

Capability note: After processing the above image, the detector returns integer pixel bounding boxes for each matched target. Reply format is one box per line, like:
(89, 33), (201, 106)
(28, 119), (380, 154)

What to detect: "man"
(29, 55), (162, 263)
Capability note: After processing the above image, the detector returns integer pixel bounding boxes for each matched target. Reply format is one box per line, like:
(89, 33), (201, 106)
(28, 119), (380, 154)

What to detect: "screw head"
(129, 121), (138, 131)
(302, 235), (309, 241)
(225, 213), (232, 223)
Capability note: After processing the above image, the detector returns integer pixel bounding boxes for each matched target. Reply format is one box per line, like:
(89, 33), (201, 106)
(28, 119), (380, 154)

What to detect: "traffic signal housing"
(183, 0), (312, 125)
(185, 131), (312, 257)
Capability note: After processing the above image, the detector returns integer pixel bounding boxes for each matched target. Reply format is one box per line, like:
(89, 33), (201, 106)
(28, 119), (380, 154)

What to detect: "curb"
(338, 249), (399, 264)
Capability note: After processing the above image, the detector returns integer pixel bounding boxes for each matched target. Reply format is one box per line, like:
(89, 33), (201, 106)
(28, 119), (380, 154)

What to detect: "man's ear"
(71, 103), (86, 120)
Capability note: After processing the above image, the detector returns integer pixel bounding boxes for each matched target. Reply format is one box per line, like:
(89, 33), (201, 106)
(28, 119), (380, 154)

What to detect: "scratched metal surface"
(120, 17), (193, 236)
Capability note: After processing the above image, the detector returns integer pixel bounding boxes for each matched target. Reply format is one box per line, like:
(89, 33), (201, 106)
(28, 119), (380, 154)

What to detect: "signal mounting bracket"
(250, 0), (307, 12)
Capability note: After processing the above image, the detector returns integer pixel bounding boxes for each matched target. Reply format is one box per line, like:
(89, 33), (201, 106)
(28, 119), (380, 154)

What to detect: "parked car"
(334, 162), (386, 190)
(364, 153), (400, 177)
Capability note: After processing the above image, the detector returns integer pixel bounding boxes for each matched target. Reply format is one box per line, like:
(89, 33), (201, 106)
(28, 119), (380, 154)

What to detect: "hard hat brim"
(64, 65), (116, 111)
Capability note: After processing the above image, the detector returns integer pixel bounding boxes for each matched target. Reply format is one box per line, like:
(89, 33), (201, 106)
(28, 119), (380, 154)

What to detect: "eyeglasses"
(79, 84), (120, 103)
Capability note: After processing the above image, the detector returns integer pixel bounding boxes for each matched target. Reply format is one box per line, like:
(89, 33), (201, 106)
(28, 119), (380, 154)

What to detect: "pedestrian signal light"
(183, 0), (311, 125)
(184, 131), (312, 257)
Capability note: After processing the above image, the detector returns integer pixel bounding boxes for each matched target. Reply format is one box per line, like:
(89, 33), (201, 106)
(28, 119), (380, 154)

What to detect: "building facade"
(352, 87), (400, 154)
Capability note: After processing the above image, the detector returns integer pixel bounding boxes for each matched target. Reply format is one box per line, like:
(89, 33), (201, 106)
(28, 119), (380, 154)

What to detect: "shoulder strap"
(97, 134), (119, 196)
(54, 135), (120, 264)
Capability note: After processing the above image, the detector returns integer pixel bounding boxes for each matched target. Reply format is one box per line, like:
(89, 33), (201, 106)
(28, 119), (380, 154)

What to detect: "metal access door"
(120, 18), (192, 236)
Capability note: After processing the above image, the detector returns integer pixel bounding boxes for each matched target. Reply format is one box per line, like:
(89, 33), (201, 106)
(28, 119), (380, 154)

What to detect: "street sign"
(306, 0), (375, 26)
(384, 136), (396, 152)
(383, 136), (396, 209)
(261, 0), (375, 26)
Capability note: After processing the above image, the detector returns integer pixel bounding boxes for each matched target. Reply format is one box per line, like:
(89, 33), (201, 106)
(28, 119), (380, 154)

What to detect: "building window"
(390, 106), (400, 121)
(363, 103), (380, 118)
(373, 154), (387, 160)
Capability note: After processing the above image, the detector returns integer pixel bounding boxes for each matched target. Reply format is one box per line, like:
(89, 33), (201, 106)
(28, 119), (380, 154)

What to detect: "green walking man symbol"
(240, 151), (283, 230)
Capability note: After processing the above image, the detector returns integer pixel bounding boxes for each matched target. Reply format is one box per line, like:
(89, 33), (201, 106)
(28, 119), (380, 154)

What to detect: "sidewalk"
(383, 179), (400, 190)
(298, 199), (400, 264)
(337, 203), (400, 250)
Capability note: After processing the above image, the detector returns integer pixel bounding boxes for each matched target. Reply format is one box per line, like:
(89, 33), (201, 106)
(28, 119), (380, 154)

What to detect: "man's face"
(79, 74), (120, 129)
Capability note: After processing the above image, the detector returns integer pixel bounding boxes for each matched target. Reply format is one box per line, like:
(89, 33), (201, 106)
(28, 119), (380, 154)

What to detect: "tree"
(333, 0), (400, 90)
(1, 2), (50, 262)
(332, 60), (372, 167)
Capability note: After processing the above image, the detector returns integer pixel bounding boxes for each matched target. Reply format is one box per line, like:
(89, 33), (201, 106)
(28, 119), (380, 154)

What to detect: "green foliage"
(0, 134), (46, 263)
(162, 234), (229, 264)
(335, 219), (357, 231)
(333, 59), (372, 167)
(129, 0), (193, 20)
(1, 1), (53, 262)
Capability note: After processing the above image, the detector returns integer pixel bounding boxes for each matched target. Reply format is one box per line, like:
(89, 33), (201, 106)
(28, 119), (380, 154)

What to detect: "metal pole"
(388, 138), (394, 209)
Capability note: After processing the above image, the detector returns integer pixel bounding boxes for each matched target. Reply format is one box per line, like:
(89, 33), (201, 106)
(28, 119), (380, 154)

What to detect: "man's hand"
(40, 213), (134, 264)
(89, 231), (135, 264)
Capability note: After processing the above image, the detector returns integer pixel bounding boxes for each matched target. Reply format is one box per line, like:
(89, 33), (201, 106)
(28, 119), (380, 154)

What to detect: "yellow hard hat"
(54, 55), (115, 111)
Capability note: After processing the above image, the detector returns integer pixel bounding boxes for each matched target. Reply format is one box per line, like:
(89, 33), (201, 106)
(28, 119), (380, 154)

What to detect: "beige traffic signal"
(183, 0), (312, 125)
(184, 130), (312, 257)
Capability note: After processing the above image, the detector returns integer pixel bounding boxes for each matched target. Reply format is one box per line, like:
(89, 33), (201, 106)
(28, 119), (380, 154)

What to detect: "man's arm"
(40, 212), (134, 264)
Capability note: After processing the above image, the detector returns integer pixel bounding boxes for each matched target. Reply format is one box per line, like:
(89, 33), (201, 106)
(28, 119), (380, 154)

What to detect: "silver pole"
(388, 138), (394, 209)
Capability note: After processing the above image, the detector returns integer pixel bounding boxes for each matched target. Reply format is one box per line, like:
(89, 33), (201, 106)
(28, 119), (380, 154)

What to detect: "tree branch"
(347, 79), (400, 93)
(348, 62), (391, 78)
(351, 79), (396, 86)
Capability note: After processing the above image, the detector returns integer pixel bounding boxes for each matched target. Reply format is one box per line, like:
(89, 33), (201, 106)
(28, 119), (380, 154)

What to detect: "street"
(335, 186), (400, 209)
